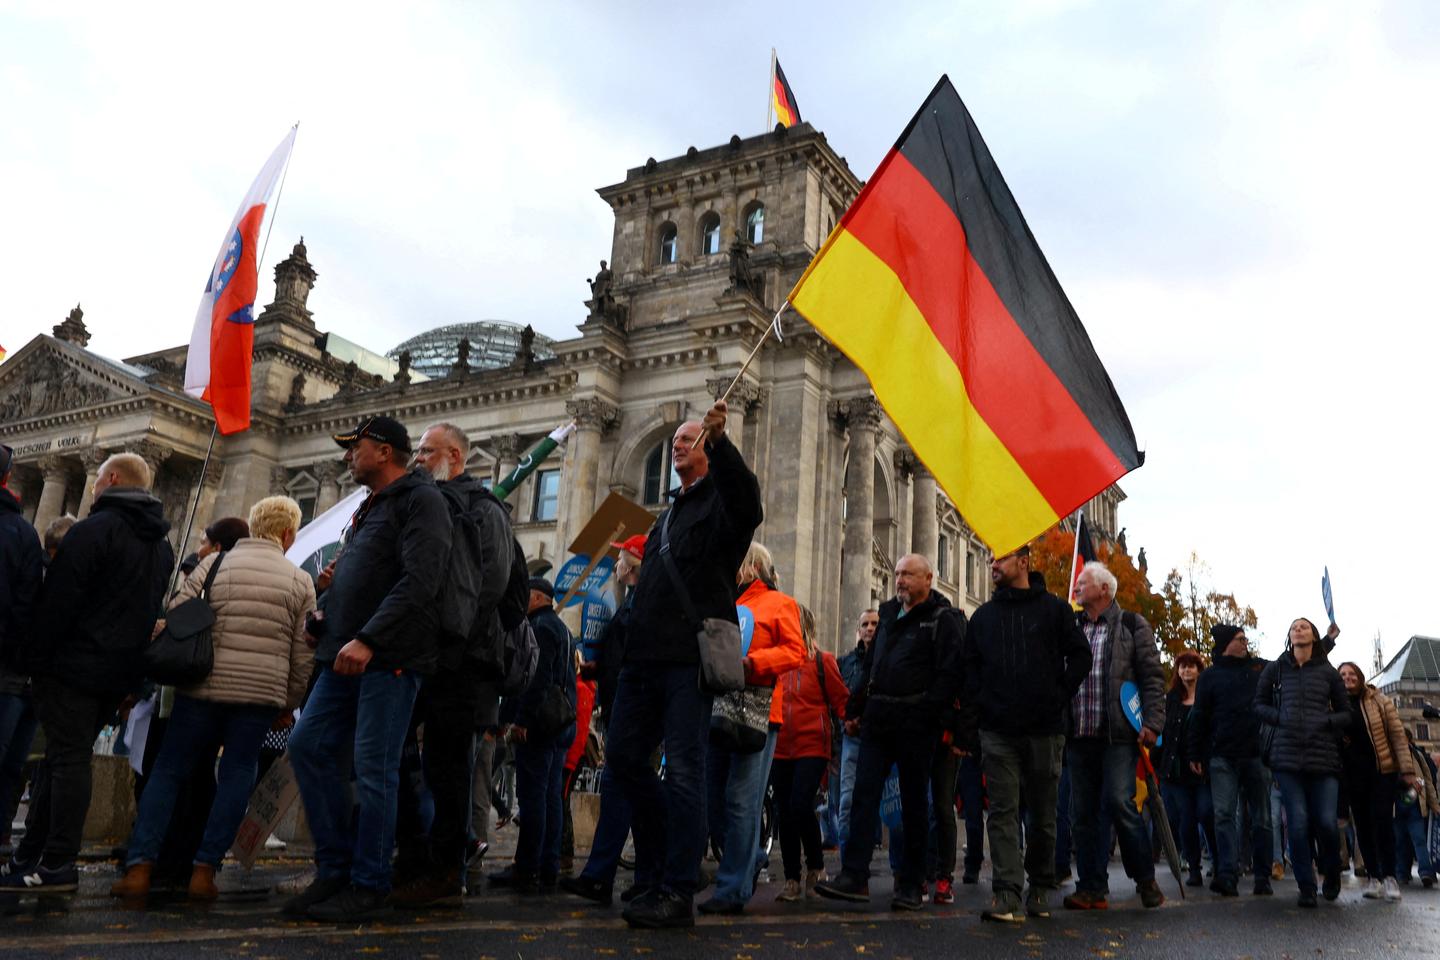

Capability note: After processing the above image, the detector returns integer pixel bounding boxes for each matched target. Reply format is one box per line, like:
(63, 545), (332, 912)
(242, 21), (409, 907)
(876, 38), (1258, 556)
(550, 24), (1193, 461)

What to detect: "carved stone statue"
(589, 260), (612, 302)
(1137, 547), (1148, 575)
(336, 361), (360, 397)
(511, 326), (537, 371)
(394, 350), (412, 386)
(1117, 526), (1128, 554)
(451, 339), (471, 377)
(586, 259), (627, 328)
(285, 372), (307, 411)
(726, 232), (762, 301)
(53, 304), (91, 347)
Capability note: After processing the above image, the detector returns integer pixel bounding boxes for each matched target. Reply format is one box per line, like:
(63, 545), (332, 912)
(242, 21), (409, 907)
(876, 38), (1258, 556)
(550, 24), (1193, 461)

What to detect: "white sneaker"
(1363, 879), (1383, 899)
(1383, 877), (1402, 902)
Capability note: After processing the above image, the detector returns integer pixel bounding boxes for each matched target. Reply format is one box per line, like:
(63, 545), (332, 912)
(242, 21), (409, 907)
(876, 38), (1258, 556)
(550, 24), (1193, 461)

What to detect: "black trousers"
(930, 749), (959, 880)
(18, 678), (124, 867)
(773, 756), (828, 881)
(397, 671), (481, 875)
(840, 723), (937, 889)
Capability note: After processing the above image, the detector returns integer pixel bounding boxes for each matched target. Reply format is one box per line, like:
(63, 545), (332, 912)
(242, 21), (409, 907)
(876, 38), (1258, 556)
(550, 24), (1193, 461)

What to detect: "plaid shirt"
(1072, 616), (1110, 738)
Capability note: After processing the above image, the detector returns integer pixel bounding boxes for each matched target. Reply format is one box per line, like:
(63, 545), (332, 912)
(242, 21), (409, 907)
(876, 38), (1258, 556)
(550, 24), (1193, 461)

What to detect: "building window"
(745, 204), (765, 244)
(1419, 723), (1432, 742)
(938, 533), (951, 581)
(658, 222), (678, 264)
(965, 550), (975, 594)
(532, 469), (561, 521)
(643, 441), (680, 505)
(699, 212), (721, 255)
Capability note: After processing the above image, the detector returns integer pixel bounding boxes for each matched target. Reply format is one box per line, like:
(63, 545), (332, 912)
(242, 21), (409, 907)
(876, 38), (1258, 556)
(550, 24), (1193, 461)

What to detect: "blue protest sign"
(1322, 566), (1335, 625)
(737, 605), (755, 654)
(580, 592), (615, 661)
(553, 555), (616, 609)
(1120, 680), (1161, 746)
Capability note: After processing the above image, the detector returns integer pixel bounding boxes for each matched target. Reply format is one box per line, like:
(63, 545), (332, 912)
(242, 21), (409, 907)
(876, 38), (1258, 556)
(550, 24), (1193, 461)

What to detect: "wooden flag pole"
(556, 522), (626, 610)
(692, 302), (787, 449)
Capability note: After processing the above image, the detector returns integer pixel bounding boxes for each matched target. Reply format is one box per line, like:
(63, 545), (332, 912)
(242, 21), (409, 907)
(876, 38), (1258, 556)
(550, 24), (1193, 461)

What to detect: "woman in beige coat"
(112, 496), (315, 901)
(1338, 661), (1416, 902)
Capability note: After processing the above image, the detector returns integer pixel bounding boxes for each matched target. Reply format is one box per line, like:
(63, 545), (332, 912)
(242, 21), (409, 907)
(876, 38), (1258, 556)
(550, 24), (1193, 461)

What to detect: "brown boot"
(188, 863), (219, 901)
(110, 863), (153, 898)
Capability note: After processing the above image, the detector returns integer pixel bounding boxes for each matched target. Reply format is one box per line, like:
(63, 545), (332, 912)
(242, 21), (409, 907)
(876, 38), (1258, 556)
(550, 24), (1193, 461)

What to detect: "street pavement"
(3, 839), (1440, 959)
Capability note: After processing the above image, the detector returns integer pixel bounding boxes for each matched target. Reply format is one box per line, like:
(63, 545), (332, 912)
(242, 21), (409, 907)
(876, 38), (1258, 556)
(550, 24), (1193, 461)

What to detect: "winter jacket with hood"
(436, 474), (514, 676)
(1253, 649), (1351, 776)
(849, 591), (966, 736)
(736, 578), (807, 727)
(317, 467), (452, 676)
(1187, 653), (1269, 763)
(838, 641), (867, 696)
(508, 602), (577, 745)
(1070, 600), (1165, 741)
(1345, 684), (1414, 778)
(624, 432), (762, 665)
(0, 488), (43, 689)
(28, 487), (174, 697)
(775, 650), (848, 760)
(961, 580), (1091, 740)
(172, 538), (315, 709)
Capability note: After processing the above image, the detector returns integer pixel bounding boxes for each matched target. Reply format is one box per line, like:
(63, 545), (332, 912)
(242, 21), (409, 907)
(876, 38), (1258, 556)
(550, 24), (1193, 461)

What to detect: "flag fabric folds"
(1067, 511), (1099, 604)
(772, 59), (801, 128)
(788, 76), (1142, 555)
(185, 127), (297, 435)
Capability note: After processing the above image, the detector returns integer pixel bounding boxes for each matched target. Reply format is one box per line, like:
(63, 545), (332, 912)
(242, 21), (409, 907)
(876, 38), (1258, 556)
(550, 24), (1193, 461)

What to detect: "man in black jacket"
(1186, 623), (1273, 896)
(392, 422), (515, 907)
(0, 446), (44, 857)
(286, 416), (453, 923)
(608, 401), (763, 929)
(960, 545), (1091, 924)
(815, 554), (965, 910)
(3, 452), (172, 893)
(491, 578), (576, 891)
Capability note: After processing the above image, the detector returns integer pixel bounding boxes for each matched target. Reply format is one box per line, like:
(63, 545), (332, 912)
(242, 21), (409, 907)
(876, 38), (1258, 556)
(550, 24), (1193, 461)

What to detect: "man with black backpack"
(391, 422), (520, 908)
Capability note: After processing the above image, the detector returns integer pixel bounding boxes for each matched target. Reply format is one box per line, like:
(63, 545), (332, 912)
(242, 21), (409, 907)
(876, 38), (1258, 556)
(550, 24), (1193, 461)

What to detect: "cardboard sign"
(566, 492), (656, 560)
(230, 754), (301, 870)
(1322, 566), (1335, 625)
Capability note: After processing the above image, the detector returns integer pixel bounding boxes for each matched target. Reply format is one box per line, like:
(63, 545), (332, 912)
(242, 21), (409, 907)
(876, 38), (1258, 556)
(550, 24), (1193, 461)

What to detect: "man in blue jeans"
(286, 417), (453, 923)
(607, 402), (763, 929)
(835, 610), (877, 858)
(1187, 623), (1273, 897)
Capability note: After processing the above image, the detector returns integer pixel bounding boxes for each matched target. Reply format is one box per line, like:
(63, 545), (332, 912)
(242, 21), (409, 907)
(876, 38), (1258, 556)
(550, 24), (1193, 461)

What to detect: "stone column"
(893, 447), (916, 558)
(562, 398), (619, 547)
(706, 377), (766, 459)
(130, 440), (173, 491)
(835, 397), (882, 639)
(185, 460), (226, 557)
(314, 460), (343, 515)
(492, 433), (524, 486)
(75, 448), (110, 518)
(912, 462), (939, 566)
(32, 455), (73, 534)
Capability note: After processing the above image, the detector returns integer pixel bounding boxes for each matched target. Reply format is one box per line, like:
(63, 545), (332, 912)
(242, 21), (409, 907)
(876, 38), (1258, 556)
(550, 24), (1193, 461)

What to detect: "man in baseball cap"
(610, 534), (646, 562)
(332, 416), (412, 455)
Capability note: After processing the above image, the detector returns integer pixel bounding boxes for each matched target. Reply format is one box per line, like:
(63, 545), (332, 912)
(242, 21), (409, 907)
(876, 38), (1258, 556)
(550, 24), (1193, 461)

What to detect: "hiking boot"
(814, 872), (870, 903)
(1062, 890), (1108, 910)
(559, 874), (613, 905)
(1322, 873), (1342, 901)
(1383, 877), (1402, 902)
(1210, 877), (1238, 897)
(281, 874), (349, 917)
(775, 879), (803, 902)
(187, 863), (219, 901)
(1025, 888), (1051, 918)
(933, 876), (955, 905)
(1, 861), (79, 893)
(1186, 867), (1204, 887)
(804, 868), (827, 899)
(110, 863), (153, 899)
(623, 890), (694, 929)
(390, 869), (463, 908)
(981, 898), (1025, 923)
(1271, 862), (1285, 881)
(1297, 887), (1318, 908)
(1138, 879), (1165, 909)
(891, 884), (924, 911)
(1252, 877), (1273, 896)
(307, 885), (390, 923)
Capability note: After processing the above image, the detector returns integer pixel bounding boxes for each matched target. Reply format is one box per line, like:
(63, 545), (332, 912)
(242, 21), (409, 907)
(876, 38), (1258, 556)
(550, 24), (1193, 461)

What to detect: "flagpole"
(1066, 510), (1084, 606)
(693, 302), (787, 449)
(766, 48), (777, 131)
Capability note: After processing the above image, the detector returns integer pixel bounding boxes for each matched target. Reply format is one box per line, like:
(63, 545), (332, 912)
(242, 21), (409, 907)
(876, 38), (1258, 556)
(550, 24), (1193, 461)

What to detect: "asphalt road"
(3, 857), (1439, 959)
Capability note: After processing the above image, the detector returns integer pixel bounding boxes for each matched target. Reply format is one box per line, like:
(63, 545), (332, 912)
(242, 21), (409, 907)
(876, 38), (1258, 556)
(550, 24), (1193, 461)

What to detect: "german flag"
(788, 76), (1141, 555)
(772, 60), (801, 128)
(1067, 511), (1099, 605)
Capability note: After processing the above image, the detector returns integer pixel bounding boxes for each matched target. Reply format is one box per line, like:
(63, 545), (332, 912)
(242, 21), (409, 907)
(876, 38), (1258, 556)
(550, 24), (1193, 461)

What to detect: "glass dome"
(387, 321), (556, 380)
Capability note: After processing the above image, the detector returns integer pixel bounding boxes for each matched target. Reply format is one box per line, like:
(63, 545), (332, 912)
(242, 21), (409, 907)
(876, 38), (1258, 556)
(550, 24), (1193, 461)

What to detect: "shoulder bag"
(657, 508), (745, 695)
(143, 550), (224, 686)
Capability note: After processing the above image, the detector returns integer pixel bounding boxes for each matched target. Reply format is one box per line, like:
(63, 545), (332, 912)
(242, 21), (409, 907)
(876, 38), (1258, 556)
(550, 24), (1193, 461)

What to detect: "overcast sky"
(4, 1), (1438, 668)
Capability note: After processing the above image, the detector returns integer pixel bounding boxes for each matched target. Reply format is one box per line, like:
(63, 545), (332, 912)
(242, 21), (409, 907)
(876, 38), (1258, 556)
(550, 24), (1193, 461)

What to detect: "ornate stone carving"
(37, 454), (71, 482)
(586, 260), (628, 329)
(284, 372), (308, 412)
(202, 460), (225, 486)
(128, 440), (172, 473)
(491, 433), (525, 460)
(450, 338), (472, 378)
(725, 232), (764, 301)
(706, 376), (767, 415)
(510, 326), (541, 371)
(81, 448), (110, 472)
(270, 466), (290, 495)
(53, 304), (91, 347)
(335, 361), (361, 398)
(0, 350), (115, 422)
(893, 446), (918, 480)
(314, 460), (343, 484)
(566, 398), (621, 434)
(394, 350), (412, 386)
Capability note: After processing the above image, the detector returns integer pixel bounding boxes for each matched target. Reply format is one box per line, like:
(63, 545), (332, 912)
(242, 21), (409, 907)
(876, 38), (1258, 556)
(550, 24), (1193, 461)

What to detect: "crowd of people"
(1, 406), (1437, 929)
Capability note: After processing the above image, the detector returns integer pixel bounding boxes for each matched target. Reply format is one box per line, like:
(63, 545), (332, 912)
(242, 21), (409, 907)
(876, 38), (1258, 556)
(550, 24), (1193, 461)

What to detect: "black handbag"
(657, 509), (745, 694)
(143, 551), (224, 686)
(533, 683), (577, 741)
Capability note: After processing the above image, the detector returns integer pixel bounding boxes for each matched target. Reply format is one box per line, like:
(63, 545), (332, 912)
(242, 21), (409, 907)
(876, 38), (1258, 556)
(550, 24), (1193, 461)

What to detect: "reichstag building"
(0, 123), (1123, 648)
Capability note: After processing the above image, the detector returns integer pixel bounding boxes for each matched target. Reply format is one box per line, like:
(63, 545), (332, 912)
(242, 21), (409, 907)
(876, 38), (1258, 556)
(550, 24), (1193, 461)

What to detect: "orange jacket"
(737, 579), (807, 726)
(775, 651), (849, 760)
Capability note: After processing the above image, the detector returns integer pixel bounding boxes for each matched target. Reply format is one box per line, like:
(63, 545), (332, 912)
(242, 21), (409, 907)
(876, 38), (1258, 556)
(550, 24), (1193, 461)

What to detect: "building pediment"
(0, 336), (149, 426)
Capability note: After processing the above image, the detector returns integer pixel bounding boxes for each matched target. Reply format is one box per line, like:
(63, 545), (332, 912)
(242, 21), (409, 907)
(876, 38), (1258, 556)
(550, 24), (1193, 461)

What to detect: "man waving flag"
(788, 76), (1141, 555)
(185, 127), (297, 434)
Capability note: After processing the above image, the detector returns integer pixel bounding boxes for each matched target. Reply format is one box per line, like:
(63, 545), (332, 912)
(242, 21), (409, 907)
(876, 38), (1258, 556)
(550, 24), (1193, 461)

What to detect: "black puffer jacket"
(0, 489), (44, 687)
(28, 488), (174, 697)
(847, 592), (965, 736)
(318, 468), (452, 675)
(1253, 650), (1351, 776)
(507, 603), (577, 745)
(961, 581), (1092, 739)
(1187, 654), (1269, 762)
(624, 432), (762, 664)
(1158, 690), (1204, 785)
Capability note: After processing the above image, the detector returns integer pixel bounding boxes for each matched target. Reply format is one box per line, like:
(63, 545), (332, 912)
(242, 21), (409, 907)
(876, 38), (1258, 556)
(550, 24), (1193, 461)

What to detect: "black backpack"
(436, 483), (486, 648)
(477, 536), (538, 697)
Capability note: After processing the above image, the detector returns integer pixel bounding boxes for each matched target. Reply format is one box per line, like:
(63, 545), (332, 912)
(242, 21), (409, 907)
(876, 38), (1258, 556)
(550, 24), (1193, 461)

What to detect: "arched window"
(285, 471), (319, 526)
(745, 204), (765, 244)
(699, 212), (721, 255)
(643, 440), (680, 505)
(658, 222), (678, 264)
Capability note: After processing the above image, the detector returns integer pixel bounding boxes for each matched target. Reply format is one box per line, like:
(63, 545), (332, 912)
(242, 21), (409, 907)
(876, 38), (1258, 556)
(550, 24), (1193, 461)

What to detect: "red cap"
(611, 534), (647, 560)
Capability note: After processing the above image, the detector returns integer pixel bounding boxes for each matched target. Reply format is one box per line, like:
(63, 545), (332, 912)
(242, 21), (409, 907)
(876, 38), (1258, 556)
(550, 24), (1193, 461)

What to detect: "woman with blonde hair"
(112, 496), (315, 901)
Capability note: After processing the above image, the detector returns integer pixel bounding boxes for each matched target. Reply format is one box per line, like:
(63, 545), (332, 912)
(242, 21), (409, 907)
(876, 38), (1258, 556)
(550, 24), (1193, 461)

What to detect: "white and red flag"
(185, 127), (296, 434)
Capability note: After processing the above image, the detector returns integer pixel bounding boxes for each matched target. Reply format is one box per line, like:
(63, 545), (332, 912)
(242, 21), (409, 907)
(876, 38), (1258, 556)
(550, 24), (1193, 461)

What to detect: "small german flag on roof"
(772, 58), (801, 129)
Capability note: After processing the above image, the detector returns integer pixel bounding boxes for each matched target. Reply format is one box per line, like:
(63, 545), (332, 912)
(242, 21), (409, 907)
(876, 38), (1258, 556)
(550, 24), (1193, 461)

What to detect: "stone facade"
(0, 123), (1124, 652)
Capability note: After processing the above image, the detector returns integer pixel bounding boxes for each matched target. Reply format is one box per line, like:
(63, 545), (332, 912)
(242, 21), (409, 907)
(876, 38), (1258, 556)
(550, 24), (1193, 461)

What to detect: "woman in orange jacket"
(700, 543), (807, 915)
(772, 605), (848, 901)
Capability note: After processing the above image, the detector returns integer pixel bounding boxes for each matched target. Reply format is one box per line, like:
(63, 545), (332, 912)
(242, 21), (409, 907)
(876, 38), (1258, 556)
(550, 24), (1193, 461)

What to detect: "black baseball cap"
(528, 576), (556, 600)
(333, 416), (412, 454)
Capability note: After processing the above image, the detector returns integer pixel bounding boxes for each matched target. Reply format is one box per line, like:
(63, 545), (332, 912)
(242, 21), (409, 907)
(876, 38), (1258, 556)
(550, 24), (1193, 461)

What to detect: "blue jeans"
(1209, 756), (1273, 885)
(289, 666), (420, 893)
(1395, 798), (1434, 880)
(1160, 781), (1216, 873)
(0, 692), (38, 839)
(709, 728), (778, 905)
(580, 763), (647, 887)
(1272, 770), (1339, 894)
(124, 695), (274, 868)
(836, 734), (866, 860)
(514, 732), (571, 878)
(606, 664), (713, 899)
(1068, 738), (1155, 894)
(822, 751), (843, 847)
(1271, 781), (1286, 866)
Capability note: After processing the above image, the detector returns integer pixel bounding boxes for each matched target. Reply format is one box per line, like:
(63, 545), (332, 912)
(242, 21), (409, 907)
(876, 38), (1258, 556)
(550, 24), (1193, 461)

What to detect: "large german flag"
(789, 76), (1141, 555)
(772, 60), (801, 128)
